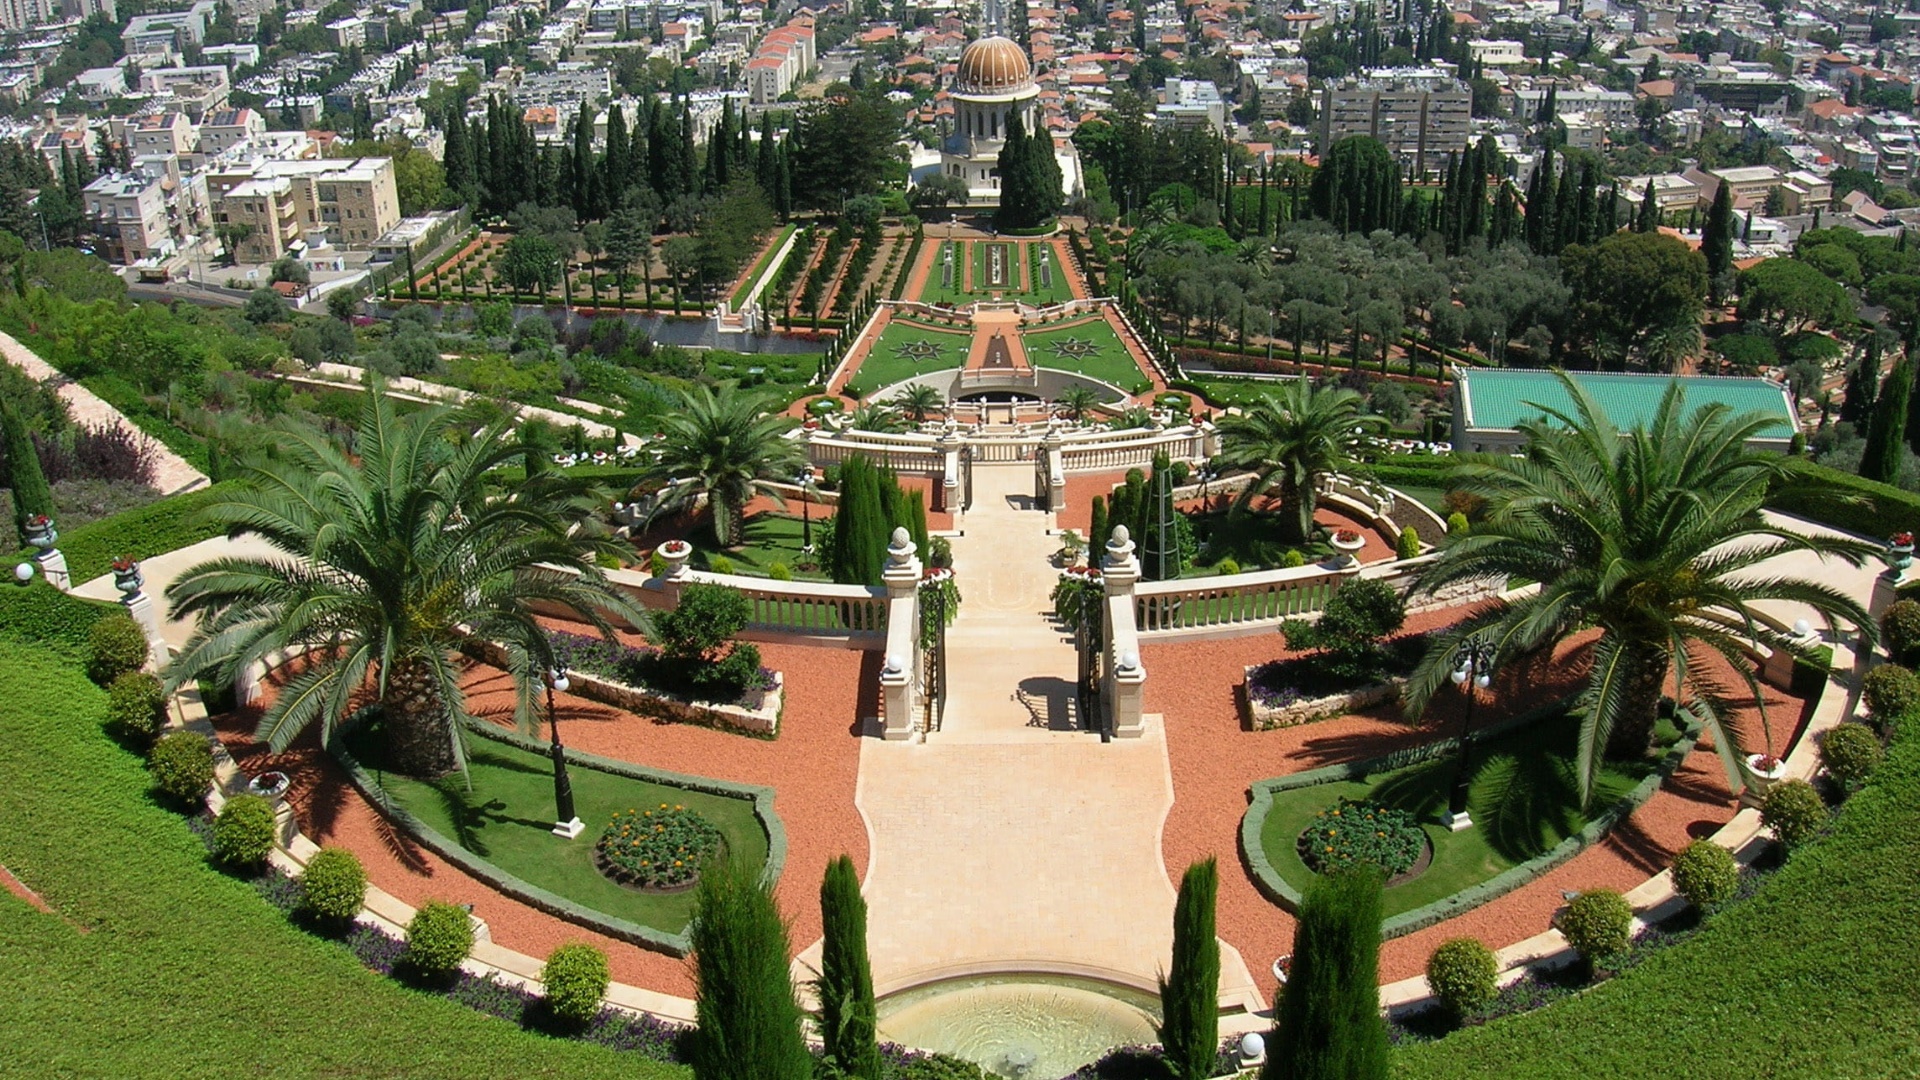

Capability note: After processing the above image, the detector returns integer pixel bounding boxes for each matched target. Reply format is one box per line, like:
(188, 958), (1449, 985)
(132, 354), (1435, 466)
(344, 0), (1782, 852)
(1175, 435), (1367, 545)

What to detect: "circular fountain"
(875, 974), (1160, 1078)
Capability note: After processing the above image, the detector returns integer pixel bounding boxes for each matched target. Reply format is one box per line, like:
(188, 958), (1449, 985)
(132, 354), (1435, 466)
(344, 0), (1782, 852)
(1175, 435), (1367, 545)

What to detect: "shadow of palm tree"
(1473, 750), (1583, 863)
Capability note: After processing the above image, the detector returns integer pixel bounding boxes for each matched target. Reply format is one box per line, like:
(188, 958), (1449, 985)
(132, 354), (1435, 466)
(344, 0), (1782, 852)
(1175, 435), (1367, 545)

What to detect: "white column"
(1102, 526), (1147, 739)
(879, 528), (923, 741)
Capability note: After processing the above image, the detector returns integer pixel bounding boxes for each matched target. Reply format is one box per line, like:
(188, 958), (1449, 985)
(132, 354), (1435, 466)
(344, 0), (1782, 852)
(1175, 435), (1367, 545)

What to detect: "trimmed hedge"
(404, 900), (476, 977)
(543, 943), (612, 1027)
(299, 846), (368, 922)
(7, 480), (244, 585)
(0, 579), (117, 658)
(331, 712), (786, 956)
(0, 644), (673, 1077)
(1240, 702), (1702, 938)
(1669, 839), (1739, 910)
(1766, 461), (1920, 539)
(1396, 709), (1920, 1077)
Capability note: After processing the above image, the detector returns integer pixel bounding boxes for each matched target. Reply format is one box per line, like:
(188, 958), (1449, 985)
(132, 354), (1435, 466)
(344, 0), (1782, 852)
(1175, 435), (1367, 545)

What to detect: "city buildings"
(1319, 68), (1472, 178)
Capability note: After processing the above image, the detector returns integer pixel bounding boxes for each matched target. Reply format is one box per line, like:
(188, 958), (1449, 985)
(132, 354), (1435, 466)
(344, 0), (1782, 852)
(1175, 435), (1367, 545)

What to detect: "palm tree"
(891, 384), (944, 424)
(1406, 372), (1875, 800)
(847, 401), (906, 433)
(643, 385), (803, 548)
(1213, 379), (1386, 545)
(1056, 385), (1100, 422)
(163, 383), (644, 778)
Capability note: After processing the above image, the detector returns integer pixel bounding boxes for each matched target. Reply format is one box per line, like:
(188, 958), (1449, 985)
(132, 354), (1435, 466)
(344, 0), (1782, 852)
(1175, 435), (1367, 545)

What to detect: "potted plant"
(1330, 528), (1366, 568)
(247, 770), (291, 803)
(1890, 532), (1915, 571)
(1742, 753), (1786, 800)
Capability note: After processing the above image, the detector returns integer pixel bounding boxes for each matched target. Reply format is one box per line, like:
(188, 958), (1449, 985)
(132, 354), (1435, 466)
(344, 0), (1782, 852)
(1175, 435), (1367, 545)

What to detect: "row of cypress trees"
(1100, 455), (1182, 581)
(994, 110), (1066, 231)
(827, 455), (930, 586)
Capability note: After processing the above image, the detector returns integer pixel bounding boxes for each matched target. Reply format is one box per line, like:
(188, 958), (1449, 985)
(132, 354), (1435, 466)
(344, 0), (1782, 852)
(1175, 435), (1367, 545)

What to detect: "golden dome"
(955, 35), (1033, 94)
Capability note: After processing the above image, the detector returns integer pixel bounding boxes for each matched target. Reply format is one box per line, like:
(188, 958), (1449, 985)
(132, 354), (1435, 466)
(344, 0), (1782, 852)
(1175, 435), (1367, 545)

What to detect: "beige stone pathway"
(0, 329), (208, 495)
(851, 463), (1262, 1012)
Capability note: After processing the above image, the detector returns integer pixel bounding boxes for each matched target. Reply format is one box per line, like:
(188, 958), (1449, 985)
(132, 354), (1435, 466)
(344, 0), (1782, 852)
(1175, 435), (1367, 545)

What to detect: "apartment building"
(197, 108), (266, 156)
(82, 163), (193, 264)
(745, 16), (815, 105)
(0, 0), (55, 34)
(1512, 86), (1636, 126)
(1157, 78), (1229, 135)
(207, 156), (401, 262)
(126, 111), (194, 158)
(1319, 67), (1471, 178)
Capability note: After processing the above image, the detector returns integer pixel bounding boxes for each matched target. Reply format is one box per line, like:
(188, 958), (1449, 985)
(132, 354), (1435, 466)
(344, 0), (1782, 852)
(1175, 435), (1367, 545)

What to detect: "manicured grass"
(347, 726), (769, 937)
(845, 318), (970, 397)
(687, 511), (831, 581)
(730, 223), (799, 307)
(1189, 509), (1333, 572)
(0, 579), (119, 659)
(1395, 719), (1920, 1077)
(913, 241), (1074, 307)
(1021, 319), (1153, 392)
(1182, 374), (1291, 408)
(1260, 719), (1659, 918)
(1025, 242), (1074, 305)
(702, 349), (822, 390)
(0, 645), (676, 1078)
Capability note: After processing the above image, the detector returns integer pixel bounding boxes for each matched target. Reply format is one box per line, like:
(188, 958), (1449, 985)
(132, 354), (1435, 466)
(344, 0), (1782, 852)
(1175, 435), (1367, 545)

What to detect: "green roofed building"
(1451, 369), (1799, 454)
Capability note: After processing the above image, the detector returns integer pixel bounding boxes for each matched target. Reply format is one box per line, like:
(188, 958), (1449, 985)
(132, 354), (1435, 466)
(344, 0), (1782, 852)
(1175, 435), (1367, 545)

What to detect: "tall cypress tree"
(817, 855), (880, 1079)
(1139, 451), (1178, 581)
(1089, 494), (1109, 551)
(602, 102), (629, 210)
(1702, 181), (1735, 306)
(686, 859), (813, 1080)
(1262, 869), (1390, 1080)
(1, 394), (52, 547)
(1635, 178), (1660, 232)
(1840, 335), (1882, 427)
(1159, 858), (1220, 1080)
(1524, 147), (1555, 254)
(444, 104), (474, 205)
(1861, 357), (1913, 485)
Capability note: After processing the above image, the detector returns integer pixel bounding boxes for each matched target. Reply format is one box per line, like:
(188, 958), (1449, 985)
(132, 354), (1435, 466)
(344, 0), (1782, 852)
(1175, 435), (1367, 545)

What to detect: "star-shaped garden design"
(1047, 337), (1101, 360)
(894, 339), (942, 361)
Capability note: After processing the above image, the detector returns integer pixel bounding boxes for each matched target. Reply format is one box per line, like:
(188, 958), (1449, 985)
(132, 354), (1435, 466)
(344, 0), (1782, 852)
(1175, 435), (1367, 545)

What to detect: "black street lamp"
(797, 468), (816, 554)
(546, 665), (584, 839)
(1445, 636), (1495, 832)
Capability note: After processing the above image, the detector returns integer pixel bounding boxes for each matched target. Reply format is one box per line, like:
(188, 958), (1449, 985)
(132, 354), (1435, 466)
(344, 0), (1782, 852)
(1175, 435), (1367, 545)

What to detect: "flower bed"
(1299, 798), (1426, 877)
(595, 804), (724, 891)
(469, 634), (783, 736)
(1243, 669), (1406, 729)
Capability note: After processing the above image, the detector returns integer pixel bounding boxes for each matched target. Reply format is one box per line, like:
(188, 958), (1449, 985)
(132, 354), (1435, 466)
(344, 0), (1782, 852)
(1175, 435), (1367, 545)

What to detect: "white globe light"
(1475, 672), (1492, 689)
(1450, 665), (1469, 686)
(1118, 648), (1140, 671)
(13, 562), (32, 583)
(553, 675), (570, 693)
(1793, 618), (1812, 637)
(1239, 1032), (1265, 1058)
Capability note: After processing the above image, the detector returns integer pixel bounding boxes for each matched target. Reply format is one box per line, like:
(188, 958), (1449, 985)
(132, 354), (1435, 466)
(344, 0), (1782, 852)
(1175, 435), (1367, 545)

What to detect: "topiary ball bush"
(1425, 937), (1498, 1018)
(542, 942), (611, 1027)
(1669, 839), (1739, 911)
(1883, 599), (1920, 666)
(1213, 556), (1241, 575)
(1820, 722), (1884, 791)
(300, 847), (368, 922)
(87, 614), (150, 685)
(212, 793), (278, 867)
(1761, 779), (1827, 849)
(149, 731), (214, 806)
(106, 671), (168, 740)
(1559, 889), (1633, 965)
(1446, 511), (1470, 535)
(403, 900), (475, 978)
(1397, 525), (1421, 560)
(1861, 663), (1920, 730)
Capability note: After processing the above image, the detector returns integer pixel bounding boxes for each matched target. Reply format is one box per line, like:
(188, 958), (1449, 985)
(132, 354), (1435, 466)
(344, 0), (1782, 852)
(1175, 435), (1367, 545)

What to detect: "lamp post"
(797, 467), (816, 554)
(546, 665), (584, 839)
(1445, 636), (1495, 831)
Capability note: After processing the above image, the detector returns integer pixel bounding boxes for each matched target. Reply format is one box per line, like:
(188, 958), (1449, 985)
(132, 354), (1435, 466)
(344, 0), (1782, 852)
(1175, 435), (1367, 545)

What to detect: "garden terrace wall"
(463, 637), (784, 736)
(536, 566), (890, 648)
(331, 715), (786, 957)
(1242, 672), (1406, 729)
(1238, 705), (1704, 940)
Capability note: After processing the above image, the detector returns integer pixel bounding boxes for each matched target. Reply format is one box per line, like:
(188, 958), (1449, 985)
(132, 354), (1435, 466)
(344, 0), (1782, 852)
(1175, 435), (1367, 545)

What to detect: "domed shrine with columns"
(939, 34), (1079, 204)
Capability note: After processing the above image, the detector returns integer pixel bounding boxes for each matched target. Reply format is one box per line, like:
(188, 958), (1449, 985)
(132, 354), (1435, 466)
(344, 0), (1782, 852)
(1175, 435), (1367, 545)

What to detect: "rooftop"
(1458, 369), (1795, 438)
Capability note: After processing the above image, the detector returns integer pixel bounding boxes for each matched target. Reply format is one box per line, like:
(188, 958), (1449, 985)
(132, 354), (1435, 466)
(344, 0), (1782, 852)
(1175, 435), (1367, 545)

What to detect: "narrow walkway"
(0, 329), (208, 495)
(854, 464), (1261, 1008)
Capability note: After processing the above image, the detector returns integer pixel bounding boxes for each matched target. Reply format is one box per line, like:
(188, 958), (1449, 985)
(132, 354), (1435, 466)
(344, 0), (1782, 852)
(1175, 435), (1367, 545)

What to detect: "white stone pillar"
(111, 560), (169, 670)
(940, 428), (963, 514)
(879, 528), (923, 741)
(1044, 428), (1066, 514)
(1102, 526), (1146, 739)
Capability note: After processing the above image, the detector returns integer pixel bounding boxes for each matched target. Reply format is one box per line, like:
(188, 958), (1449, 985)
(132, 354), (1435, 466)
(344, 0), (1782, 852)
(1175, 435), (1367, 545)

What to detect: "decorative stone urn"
(23, 514), (56, 553)
(111, 557), (144, 600)
(1742, 753), (1787, 802)
(1329, 529), (1366, 569)
(655, 539), (693, 580)
(1888, 532), (1915, 572)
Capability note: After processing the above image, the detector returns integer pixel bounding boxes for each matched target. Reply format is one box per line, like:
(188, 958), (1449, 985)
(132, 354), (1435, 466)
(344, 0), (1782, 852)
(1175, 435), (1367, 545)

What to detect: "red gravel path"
(1146, 613), (1810, 998)
(208, 634), (869, 999)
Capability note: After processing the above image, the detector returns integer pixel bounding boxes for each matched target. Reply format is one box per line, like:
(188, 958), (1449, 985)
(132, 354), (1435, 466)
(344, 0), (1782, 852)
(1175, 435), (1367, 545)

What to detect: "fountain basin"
(875, 973), (1160, 1079)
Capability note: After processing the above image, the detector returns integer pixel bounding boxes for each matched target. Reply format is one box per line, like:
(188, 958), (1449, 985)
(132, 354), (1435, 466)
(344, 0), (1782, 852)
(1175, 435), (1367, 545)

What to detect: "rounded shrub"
(300, 847), (368, 922)
(148, 730), (214, 805)
(1446, 511), (1470, 535)
(1820, 723), (1884, 791)
(708, 554), (734, 575)
(542, 942), (611, 1027)
(1558, 889), (1633, 965)
(1425, 938), (1498, 1018)
(1861, 664), (1920, 729)
(106, 671), (168, 739)
(1760, 779), (1827, 849)
(1280, 549), (1307, 569)
(767, 561), (793, 581)
(1396, 526), (1421, 560)
(1213, 557), (1241, 575)
(87, 614), (150, 685)
(1883, 599), (1920, 666)
(212, 794), (278, 867)
(1669, 839), (1739, 910)
(403, 900), (475, 977)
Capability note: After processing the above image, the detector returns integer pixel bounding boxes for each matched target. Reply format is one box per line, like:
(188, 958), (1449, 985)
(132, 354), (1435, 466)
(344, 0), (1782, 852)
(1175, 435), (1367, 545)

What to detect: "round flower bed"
(1297, 798), (1428, 879)
(594, 804), (723, 892)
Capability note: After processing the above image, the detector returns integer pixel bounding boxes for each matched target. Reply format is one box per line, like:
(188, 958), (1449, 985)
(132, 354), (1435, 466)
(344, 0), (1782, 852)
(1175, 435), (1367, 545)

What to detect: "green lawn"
(0, 636), (675, 1078)
(701, 349), (822, 390)
(347, 725), (769, 937)
(1396, 717), (1920, 1077)
(1260, 718), (1661, 919)
(729, 223), (798, 307)
(1189, 509), (1333, 572)
(845, 318), (970, 396)
(683, 511), (831, 580)
(1183, 374), (1291, 408)
(913, 241), (1073, 307)
(1021, 319), (1152, 391)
